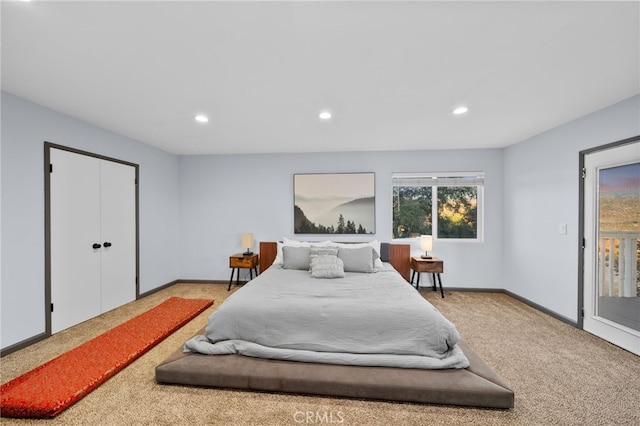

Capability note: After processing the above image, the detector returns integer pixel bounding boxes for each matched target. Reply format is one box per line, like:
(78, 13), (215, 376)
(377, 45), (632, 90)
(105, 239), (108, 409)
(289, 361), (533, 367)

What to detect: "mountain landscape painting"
(294, 173), (375, 234)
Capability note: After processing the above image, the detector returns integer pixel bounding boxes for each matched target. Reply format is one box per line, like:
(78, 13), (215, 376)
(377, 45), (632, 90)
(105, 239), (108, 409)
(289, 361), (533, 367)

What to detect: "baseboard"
(0, 331), (49, 357)
(434, 287), (577, 327)
(502, 289), (577, 327)
(174, 279), (228, 285)
(138, 280), (228, 298)
(139, 279), (180, 298)
(443, 287), (504, 293)
(3, 278), (189, 357)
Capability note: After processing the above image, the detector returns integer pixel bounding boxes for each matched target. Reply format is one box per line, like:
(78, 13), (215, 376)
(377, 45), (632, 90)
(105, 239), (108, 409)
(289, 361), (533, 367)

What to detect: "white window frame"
(392, 172), (485, 242)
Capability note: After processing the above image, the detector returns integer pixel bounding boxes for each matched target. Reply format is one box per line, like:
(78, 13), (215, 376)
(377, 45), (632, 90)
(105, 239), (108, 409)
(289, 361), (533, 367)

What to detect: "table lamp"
(420, 235), (433, 259)
(241, 233), (254, 255)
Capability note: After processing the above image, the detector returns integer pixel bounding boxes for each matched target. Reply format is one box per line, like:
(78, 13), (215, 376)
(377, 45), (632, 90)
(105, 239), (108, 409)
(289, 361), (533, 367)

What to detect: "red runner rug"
(0, 296), (213, 418)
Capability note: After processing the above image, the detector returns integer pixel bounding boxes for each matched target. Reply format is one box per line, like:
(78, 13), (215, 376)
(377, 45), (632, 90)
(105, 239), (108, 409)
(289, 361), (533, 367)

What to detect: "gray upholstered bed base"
(155, 331), (514, 409)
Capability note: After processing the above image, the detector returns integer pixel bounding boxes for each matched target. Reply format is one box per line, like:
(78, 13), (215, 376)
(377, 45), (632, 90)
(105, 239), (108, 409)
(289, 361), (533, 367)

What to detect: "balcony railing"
(598, 231), (640, 297)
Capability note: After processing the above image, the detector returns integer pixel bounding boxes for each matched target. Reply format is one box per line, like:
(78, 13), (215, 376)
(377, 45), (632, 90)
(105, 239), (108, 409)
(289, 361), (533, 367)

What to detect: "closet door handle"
(103, 242), (112, 248)
(92, 243), (102, 249)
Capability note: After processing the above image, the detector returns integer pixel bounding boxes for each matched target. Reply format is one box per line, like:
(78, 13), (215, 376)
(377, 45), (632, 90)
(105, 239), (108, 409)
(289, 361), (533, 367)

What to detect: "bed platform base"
(157, 242), (513, 409)
(156, 335), (514, 409)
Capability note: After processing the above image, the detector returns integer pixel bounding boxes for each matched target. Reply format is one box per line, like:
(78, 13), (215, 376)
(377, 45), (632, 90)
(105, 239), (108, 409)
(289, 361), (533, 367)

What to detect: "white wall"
(503, 95), (640, 323)
(1, 92), (181, 350)
(178, 148), (504, 288)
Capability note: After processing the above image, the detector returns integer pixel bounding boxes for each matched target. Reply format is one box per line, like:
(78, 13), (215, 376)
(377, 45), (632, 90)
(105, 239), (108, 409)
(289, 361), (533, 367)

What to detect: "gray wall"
(503, 95), (640, 323)
(178, 149), (505, 288)
(2, 90), (638, 351)
(1, 92), (181, 349)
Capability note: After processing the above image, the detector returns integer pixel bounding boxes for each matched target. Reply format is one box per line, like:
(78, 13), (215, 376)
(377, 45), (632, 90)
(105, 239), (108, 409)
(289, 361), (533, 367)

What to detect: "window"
(392, 172), (484, 240)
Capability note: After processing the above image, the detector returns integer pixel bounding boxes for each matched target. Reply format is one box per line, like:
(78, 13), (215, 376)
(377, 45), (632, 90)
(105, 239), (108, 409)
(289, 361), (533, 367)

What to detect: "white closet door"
(50, 149), (102, 333)
(99, 160), (136, 312)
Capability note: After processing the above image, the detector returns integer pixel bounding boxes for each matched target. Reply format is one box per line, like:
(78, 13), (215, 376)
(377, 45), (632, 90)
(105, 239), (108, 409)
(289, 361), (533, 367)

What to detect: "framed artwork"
(293, 172), (375, 234)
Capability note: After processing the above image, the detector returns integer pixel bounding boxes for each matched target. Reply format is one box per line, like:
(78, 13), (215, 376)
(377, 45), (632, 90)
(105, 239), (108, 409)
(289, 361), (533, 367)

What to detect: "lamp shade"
(241, 233), (254, 250)
(420, 235), (433, 252)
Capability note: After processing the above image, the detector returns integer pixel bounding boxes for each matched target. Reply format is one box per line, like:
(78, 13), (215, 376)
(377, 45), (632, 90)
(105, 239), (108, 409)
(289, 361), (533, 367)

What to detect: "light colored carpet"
(1, 283), (639, 425)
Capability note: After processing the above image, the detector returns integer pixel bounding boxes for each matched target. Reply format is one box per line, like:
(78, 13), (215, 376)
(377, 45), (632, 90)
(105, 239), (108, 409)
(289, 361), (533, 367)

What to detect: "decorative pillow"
(274, 238), (311, 266)
(282, 246), (311, 270)
(310, 255), (345, 279)
(310, 245), (339, 258)
(274, 238), (336, 266)
(337, 246), (377, 273)
(334, 240), (383, 268)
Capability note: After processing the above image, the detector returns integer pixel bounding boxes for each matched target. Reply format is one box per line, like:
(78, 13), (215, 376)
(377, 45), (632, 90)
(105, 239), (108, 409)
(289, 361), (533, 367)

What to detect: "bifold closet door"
(99, 160), (136, 313)
(50, 149), (102, 333)
(50, 148), (136, 333)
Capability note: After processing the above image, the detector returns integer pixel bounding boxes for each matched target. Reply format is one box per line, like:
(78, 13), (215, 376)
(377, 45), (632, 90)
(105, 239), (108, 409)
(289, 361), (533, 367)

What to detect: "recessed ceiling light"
(194, 114), (209, 123)
(319, 111), (332, 120)
(452, 106), (469, 115)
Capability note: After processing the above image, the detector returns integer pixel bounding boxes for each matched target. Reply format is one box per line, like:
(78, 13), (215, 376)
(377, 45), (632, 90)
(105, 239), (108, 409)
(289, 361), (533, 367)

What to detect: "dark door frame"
(577, 134), (640, 329)
(44, 142), (140, 336)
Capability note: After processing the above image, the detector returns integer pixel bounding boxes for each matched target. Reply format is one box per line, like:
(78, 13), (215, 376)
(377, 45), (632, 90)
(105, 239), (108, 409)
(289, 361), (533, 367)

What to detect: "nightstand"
(410, 256), (445, 298)
(228, 253), (259, 291)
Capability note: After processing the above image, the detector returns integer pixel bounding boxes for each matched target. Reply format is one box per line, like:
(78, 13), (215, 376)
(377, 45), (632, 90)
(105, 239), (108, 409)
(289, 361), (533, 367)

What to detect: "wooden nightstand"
(410, 256), (445, 298)
(228, 253), (259, 291)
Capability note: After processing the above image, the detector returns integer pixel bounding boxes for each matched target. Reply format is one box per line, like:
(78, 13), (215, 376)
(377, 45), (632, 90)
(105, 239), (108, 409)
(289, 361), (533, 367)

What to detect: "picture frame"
(293, 172), (375, 234)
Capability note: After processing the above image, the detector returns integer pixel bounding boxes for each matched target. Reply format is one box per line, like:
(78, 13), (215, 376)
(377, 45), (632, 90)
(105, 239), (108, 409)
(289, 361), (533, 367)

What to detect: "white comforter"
(184, 263), (469, 369)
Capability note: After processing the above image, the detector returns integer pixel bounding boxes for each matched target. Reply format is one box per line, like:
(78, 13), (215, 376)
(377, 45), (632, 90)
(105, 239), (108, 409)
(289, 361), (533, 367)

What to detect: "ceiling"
(2, 1), (639, 156)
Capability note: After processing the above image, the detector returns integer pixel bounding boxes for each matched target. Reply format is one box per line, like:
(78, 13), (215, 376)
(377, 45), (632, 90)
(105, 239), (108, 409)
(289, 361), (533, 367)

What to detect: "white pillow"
(282, 237), (305, 245)
(282, 237), (335, 247)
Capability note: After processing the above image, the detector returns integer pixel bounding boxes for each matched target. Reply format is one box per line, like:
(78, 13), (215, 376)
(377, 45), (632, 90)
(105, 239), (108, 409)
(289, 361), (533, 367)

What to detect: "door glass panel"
(597, 162), (640, 332)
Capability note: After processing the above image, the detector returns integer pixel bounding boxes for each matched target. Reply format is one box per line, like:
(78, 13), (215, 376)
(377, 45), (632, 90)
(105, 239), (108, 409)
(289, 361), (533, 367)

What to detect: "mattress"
(184, 263), (468, 369)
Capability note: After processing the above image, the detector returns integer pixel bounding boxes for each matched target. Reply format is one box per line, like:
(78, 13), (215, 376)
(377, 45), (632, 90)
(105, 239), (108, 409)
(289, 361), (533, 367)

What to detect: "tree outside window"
(392, 186), (432, 238)
(392, 173), (483, 240)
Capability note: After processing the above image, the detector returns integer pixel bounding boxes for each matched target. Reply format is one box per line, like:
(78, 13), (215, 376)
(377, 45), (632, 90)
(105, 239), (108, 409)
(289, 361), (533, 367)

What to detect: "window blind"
(392, 172), (484, 187)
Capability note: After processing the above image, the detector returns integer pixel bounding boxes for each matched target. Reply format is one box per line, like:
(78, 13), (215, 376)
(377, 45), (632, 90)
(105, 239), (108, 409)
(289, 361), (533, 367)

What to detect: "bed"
(156, 241), (514, 409)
